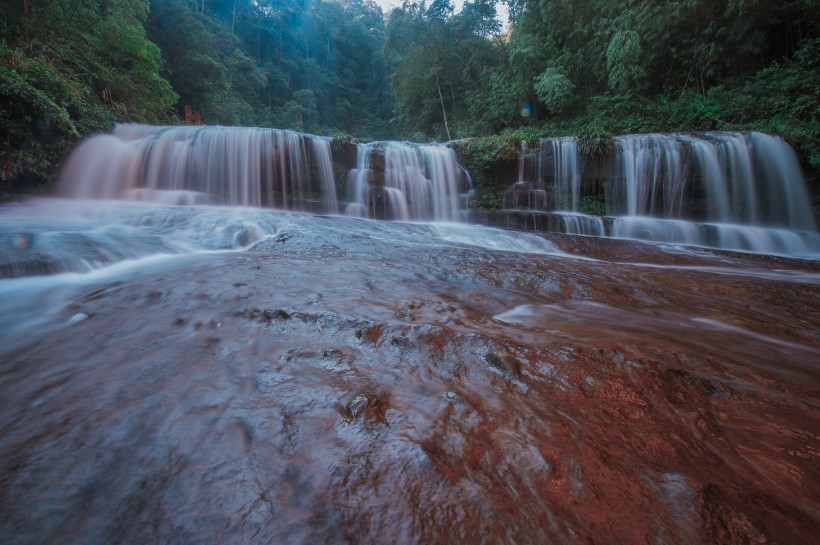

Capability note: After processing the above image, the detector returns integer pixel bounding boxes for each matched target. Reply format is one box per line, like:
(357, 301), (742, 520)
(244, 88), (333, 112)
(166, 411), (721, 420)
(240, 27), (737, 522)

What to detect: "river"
(1, 198), (818, 544)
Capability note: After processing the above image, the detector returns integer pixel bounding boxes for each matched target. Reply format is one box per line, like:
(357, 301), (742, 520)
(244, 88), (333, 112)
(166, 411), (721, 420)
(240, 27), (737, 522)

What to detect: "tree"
(1, 0), (176, 190)
(605, 30), (646, 95)
(386, 0), (505, 139)
(534, 67), (575, 113)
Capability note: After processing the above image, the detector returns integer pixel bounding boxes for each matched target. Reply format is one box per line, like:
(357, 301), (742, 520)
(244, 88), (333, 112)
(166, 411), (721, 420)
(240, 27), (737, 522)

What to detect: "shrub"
(577, 125), (614, 159)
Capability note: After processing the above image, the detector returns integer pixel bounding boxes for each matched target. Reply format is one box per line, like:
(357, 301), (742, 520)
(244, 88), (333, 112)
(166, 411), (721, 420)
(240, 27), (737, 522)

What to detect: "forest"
(1, 0), (818, 197)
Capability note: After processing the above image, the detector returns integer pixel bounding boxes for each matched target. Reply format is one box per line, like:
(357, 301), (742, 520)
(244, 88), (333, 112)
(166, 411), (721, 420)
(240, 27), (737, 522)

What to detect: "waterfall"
(59, 124), (338, 213)
(607, 134), (688, 218)
(606, 132), (816, 229)
(506, 137), (598, 237)
(603, 132), (818, 253)
(54, 124), (817, 255)
(509, 132), (818, 254)
(549, 137), (581, 211)
(311, 137), (338, 214)
(345, 143), (375, 218)
(749, 132), (816, 231)
(345, 141), (465, 222)
(561, 213), (605, 236)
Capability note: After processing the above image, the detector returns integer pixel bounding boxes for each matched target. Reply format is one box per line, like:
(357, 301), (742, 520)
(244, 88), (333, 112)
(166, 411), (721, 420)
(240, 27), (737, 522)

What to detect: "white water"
(749, 132), (815, 230)
(0, 199), (287, 278)
(607, 132), (816, 230)
(345, 143), (375, 218)
(520, 132), (819, 255)
(346, 141), (466, 221)
(59, 124), (338, 212)
(311, 137), (338, 214)
(508, 138), (579, 213)
(612, 134), (687, 218)
(561, 213), (605, 236)
(51, 124), (819, 256)
(428, 223), (562, 254)
(507, 136), (636, 239)
(548, 137), (581, 211)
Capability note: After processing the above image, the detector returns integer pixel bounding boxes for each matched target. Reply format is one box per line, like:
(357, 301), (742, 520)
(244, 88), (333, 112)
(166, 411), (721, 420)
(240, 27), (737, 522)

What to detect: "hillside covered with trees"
(2, 0), (818, 196)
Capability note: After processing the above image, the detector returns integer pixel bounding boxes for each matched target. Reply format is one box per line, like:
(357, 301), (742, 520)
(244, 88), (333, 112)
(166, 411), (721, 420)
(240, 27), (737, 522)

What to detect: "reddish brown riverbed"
(1, 210), (818, 545)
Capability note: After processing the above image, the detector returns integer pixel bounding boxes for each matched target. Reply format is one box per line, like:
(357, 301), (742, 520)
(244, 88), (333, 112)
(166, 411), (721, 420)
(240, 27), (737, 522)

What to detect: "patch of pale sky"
(372, 0), (510, 31)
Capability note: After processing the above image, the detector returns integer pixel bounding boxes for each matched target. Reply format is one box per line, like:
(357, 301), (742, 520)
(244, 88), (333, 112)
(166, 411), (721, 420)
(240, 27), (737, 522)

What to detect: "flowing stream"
(346, 141), (465, 221)
(505, 131), (819, 256)
(0, 126), (819, 545)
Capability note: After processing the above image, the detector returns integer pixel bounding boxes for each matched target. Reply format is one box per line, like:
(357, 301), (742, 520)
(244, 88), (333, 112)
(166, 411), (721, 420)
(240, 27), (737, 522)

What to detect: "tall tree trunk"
(22, 0), (28, 41)
(435, 72), (451, 141)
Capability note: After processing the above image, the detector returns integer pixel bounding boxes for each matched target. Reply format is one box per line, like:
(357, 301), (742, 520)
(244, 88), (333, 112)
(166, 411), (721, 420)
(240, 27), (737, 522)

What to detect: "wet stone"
(0, 203), (818, 545)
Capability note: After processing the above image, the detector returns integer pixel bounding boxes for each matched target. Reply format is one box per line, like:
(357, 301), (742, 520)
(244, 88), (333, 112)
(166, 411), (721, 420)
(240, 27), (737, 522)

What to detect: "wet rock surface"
(0, 209), (818, 545)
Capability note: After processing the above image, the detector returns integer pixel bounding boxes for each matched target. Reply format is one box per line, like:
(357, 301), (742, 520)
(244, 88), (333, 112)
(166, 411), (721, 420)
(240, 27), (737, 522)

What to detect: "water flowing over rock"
(544, 136), (581, 211)
(346, 141), (467, 221)
(608, 132), (815, 229)
(0, 201), (818, 545)
(59, 124), (338, 213)
(56, 124), (817, 255)
(498, 131), (818, 255)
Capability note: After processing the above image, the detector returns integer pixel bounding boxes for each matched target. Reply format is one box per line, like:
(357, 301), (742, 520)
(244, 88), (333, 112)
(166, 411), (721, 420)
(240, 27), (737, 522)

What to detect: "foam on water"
(429, 223), (563, 254)
(0, 199), (289, 277)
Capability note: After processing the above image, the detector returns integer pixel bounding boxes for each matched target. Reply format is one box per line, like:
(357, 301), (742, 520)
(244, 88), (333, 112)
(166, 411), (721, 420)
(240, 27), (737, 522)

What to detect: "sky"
(372, 0), (510, 30)
(372, 0), (464, 14)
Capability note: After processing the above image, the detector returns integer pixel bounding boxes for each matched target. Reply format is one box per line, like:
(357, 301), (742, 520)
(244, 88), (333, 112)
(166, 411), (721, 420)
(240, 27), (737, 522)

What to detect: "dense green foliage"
(1, 0), (818, 199)
(145, 0), (392, 134)
(1, 0), (177, 195)
(384, 0), (503, 139)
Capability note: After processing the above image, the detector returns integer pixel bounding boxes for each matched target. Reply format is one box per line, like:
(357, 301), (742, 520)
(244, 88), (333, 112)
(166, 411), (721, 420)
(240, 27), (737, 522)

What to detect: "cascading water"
(346, 141), (465, 221)
(548, 137), (581, 211)
(53, 123), (818, 254)
(345, 143), (375, 218)
(59, 124), (338, 213)
(310, 137), (338, 214)
(512, 132), (818, 255)
(749, 132), (815, 230)
(505, 141), (548, 210)
(609, 134), (687, 218)
(607, 132), (818, 254)
(502, 137), (602, 237)
(561, 213), (605, 236)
